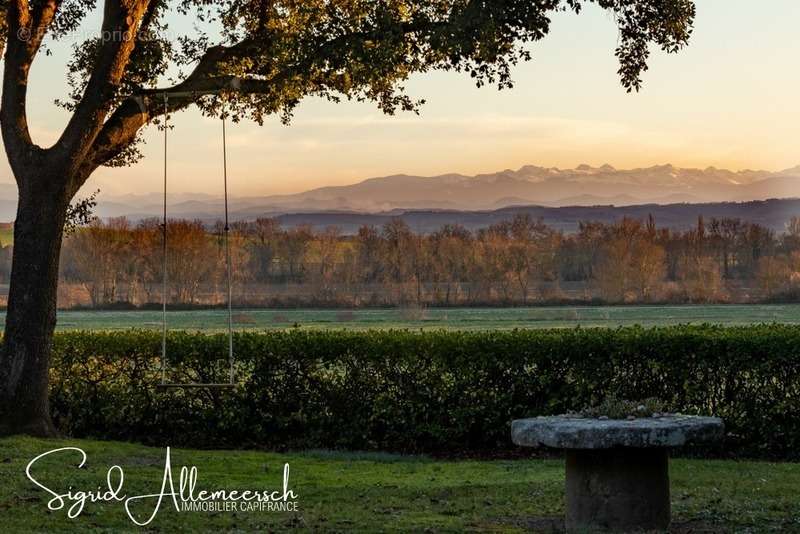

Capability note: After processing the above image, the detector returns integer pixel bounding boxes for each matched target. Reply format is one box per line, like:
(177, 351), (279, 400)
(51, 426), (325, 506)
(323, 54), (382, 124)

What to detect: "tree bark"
(0, 170), (70, 437)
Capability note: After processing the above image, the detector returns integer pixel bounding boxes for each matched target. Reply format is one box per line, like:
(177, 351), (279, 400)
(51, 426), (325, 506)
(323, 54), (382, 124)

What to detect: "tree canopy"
(1, 0), (694, 191)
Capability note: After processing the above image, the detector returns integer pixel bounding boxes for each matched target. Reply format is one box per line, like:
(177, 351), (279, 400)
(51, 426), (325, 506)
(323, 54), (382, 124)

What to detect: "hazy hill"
(86, 163), (800, 220)
(233, 163), (800, 212)
(0, 163), (797, 224)
(262, 198), (800, 235)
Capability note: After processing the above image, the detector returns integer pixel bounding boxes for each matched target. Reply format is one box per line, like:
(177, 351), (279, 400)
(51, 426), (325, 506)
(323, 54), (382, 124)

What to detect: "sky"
(3, 0), (800, 197)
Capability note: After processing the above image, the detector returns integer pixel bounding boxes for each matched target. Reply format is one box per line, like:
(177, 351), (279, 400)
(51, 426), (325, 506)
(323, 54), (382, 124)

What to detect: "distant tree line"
(5, 214), (796, 308)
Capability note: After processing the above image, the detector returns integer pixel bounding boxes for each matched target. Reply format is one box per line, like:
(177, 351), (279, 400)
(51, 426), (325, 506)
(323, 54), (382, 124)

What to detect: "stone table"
(512, 415), (724, 532)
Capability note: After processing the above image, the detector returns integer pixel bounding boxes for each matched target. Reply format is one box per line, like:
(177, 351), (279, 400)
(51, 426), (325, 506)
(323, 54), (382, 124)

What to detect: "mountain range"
(101, 163), (800, 219)
(0, 163), (797, 226)
(245, 163), (800, 212)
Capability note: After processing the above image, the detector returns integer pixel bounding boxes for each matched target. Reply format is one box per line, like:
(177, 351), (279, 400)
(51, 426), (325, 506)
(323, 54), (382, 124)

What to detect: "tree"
(355, 225), (384, 285)
(593, 217), (666, 302)
(245, 218), (281, 283)
(629, 238), (666, 301)
(314, 225), (342, 300)
(130, 218), (165, 302)
(708, 217), (742, 279)
(756, 255), (790, 299)
(61, 217), (132, 306)
(429, 224), (472, 305)
(279, 225), (312, 283)
(0, 1), (695, 436)
(165, 220), (217, 303)
(382, 218), (415, 301)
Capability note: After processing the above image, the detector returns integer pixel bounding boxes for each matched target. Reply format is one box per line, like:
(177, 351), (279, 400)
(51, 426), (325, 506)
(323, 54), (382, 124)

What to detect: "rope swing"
(157, 94), (236, 389)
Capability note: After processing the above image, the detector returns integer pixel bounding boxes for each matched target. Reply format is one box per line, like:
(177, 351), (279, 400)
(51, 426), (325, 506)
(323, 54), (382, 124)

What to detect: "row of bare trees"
(21, 214), (799, 308)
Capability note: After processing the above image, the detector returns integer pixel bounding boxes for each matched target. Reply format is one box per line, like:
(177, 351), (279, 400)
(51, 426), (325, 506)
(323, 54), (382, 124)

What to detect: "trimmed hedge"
(50, 325), (800, 458)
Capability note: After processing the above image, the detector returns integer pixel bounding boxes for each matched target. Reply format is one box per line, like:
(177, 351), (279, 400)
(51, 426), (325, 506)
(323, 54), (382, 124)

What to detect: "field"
(1, 436), (798, 532)
(0, 303), (795, 331)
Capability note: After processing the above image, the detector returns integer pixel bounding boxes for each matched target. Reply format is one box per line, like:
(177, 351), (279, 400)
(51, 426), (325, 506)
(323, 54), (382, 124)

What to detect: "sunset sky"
(2, 0), (799, 197)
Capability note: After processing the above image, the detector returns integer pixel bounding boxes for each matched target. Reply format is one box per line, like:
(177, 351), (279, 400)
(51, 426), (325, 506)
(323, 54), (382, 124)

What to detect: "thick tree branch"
(78, 34), (268, 177)
(0, 0), (58, 176)
(80, 25), (390, 176)
(54, 0), (151, 174)
(79, 74), (275, 178)
(7, 0), (30, 29)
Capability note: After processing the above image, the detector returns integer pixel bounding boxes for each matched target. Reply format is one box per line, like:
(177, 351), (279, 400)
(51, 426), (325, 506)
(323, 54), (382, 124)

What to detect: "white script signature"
(25, 447), (298, 526)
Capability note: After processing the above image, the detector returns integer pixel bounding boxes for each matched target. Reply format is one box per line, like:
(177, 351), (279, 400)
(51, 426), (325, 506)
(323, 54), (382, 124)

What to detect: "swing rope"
(159, 94), (236, 388)
(161, 94), (168, 386)
(222, 116), (235, 384)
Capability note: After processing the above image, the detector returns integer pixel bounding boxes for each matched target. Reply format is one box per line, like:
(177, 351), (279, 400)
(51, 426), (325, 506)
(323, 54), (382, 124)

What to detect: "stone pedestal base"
(565, 447), (669, 532)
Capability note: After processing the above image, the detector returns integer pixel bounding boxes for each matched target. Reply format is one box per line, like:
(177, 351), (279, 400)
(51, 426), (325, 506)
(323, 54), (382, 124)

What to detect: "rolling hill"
(88, 163), (800, 220)
(264, 198), (800, 234)
(0, 163), (797, 231)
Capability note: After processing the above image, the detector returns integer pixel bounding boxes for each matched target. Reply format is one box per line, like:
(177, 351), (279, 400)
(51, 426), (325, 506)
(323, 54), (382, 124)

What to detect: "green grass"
(1, 437), (799, 532)
(0, 226), (12, 246)
(2, 303), (798, 332)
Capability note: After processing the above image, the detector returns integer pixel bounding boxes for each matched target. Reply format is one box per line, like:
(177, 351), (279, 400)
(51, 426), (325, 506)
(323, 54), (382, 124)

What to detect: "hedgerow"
(49, 325), (800, 458)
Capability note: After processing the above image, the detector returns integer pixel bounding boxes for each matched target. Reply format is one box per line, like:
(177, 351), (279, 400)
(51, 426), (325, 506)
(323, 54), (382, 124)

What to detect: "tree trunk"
(0, 174), (70, 437)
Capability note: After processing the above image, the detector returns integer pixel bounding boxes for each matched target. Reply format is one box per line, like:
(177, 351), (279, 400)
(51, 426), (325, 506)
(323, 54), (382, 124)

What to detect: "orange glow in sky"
(3, 0), (799, 197)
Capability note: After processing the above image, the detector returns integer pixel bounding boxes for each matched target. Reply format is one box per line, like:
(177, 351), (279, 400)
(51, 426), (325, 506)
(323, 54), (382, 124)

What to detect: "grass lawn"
(1, 437), (799, 532)
(0, 304), (797, 332)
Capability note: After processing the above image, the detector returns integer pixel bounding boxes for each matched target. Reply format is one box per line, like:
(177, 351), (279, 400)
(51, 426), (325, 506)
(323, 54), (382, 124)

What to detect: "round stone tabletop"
(512, 415), (724, 449)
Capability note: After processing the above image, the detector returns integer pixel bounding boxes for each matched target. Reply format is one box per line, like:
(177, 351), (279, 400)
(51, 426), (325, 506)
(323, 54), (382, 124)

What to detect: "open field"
(0, 304), (796, 331)
(1, 436), (798, 532)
